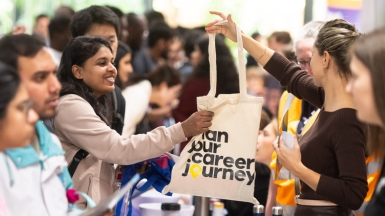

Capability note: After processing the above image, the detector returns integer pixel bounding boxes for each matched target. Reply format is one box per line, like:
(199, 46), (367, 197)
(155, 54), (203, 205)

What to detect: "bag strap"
(283, 93), (295, 114)
(59, 92), (90, 177)
(208, 22), (247, 97)
(68, 149), (89, 177)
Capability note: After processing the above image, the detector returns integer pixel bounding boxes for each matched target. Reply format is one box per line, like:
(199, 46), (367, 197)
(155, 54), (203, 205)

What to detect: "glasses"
(16, 100), (33, 118)
(297, 60), (311, 68)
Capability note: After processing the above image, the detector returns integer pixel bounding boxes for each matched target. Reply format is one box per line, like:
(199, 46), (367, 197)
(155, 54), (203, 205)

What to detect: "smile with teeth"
(106, 77), (115, 82)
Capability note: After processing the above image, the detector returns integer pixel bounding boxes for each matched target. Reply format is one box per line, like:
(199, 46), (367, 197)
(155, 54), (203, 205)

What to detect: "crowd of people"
(0, 4), (384, 216)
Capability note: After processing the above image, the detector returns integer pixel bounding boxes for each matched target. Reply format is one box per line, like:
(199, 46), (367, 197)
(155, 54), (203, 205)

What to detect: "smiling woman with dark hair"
(53, 36), (213, 207)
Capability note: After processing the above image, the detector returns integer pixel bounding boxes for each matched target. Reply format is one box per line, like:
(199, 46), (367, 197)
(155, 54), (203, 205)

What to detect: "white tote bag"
(163, 24), (263, 204)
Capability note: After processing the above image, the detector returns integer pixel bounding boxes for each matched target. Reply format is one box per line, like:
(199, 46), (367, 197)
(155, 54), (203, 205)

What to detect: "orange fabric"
(278, 91), (302, 134)
(365, 156), (382, 202)
(275, 179), (297, 206)
(354, 156), (382, 216)
(272, 91), (303, 206)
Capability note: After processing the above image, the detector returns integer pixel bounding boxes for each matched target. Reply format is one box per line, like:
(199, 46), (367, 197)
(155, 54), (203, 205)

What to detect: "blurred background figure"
(178, 28), (206, 83)
(0, 63), (38, 151)
(132, 22), (176, 74)
(124, 13), (148, 58)
(246, 66), (268, 99)
(144, 10), (165, 28)
(32, 14), (50, 44)
(47, 16), (72, 67)
(264, 31), (292, 116)
(246, 32), (263, 68)
(54, 5), (75, 19)
(114, 41), (134, 89)
(167, 35), (184, 69)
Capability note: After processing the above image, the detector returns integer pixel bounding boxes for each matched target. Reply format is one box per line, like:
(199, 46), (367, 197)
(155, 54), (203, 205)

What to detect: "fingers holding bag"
(181, 110), (214, 137)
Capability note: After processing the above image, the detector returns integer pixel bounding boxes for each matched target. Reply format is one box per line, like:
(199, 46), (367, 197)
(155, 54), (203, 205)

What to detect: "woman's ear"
(72, 65), (83, 79)
(323, 51), (330, 68)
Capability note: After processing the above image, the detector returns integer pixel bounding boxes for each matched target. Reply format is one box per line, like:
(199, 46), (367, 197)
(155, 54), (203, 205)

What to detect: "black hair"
(0, 62), (20, 120)
(190, 36), (239, 94)
(57, 36), (113, 125)
(54, 5), (75, 19)
(183, 29), (206, 59)
(251, 32), (261, 39)
(49, 16), (71, 38)
(105, 5), (124, 18)
(35, 14), (49, 22)
(124, 64), (181, 89)
(144, 10), (165, 28)
(115, 41), (132, 88)
(147, 64), (181, 87)
(147, 23), (175, 48)
(71, 5), (120, 37)
(0, 34), (45, 70)
(269, 31), (292, 44)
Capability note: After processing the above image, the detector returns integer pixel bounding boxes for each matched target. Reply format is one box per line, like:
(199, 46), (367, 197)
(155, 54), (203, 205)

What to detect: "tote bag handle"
(207, 22), (247, 97)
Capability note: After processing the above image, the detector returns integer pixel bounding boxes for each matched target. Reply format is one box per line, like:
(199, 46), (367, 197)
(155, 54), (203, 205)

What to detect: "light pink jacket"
(53, 94), (186, 207)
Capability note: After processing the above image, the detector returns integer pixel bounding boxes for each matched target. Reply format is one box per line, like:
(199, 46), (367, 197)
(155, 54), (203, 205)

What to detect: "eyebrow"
(96, 57), (114, 62)
(33, 71), (50, 77)
(96, 57), (108, 61)
(16, 99), (31, 108)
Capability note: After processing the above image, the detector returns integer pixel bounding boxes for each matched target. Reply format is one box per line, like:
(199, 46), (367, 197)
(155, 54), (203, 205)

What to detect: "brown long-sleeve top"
(264, 52), (368, 210)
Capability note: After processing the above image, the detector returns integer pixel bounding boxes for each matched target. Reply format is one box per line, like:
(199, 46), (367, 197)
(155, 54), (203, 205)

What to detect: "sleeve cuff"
(167, 122), (188, 144)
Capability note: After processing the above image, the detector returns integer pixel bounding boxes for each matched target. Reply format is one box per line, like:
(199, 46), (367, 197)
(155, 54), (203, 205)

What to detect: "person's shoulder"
(327, 108), (360, 124)
(327, 108), (367, 141)
(49, 133), (63, 149)
(124, 80), (151, 91)
(59, 94), (87, 106)
(139, 80), (152, 90)
(122, 80), (152, 101)
(57, 94), (93, 118)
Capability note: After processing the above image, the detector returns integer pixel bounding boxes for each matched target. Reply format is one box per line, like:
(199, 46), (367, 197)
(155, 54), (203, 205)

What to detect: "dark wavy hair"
(147, 64), (181, 87)
(57, 36), (113, 125)
(190, 36), (239, 94)
(0, 62), (20, 120)
(71, 5), (120, 37)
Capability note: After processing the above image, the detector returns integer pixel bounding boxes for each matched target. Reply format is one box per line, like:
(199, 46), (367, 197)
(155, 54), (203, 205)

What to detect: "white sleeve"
(121, 80), (152, 137)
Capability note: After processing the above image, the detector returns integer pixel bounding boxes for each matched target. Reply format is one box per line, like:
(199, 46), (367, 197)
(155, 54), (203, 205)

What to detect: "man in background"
(47, 16), (72, 67)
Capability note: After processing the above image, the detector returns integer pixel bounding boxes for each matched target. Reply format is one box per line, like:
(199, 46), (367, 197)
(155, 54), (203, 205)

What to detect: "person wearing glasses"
(0, 63), (39, 215)
(0, 34), (87, 215)
(0, 63), (38, 152)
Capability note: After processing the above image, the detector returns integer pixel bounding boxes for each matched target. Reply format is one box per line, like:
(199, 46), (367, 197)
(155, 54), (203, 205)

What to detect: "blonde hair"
(270, 118), (279, 136)
(246, 66), (268, 86)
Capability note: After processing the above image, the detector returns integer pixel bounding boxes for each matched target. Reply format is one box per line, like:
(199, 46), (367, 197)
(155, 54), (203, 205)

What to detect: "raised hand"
(181, 110), (214, 137)
(205, 11), (238, 42)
